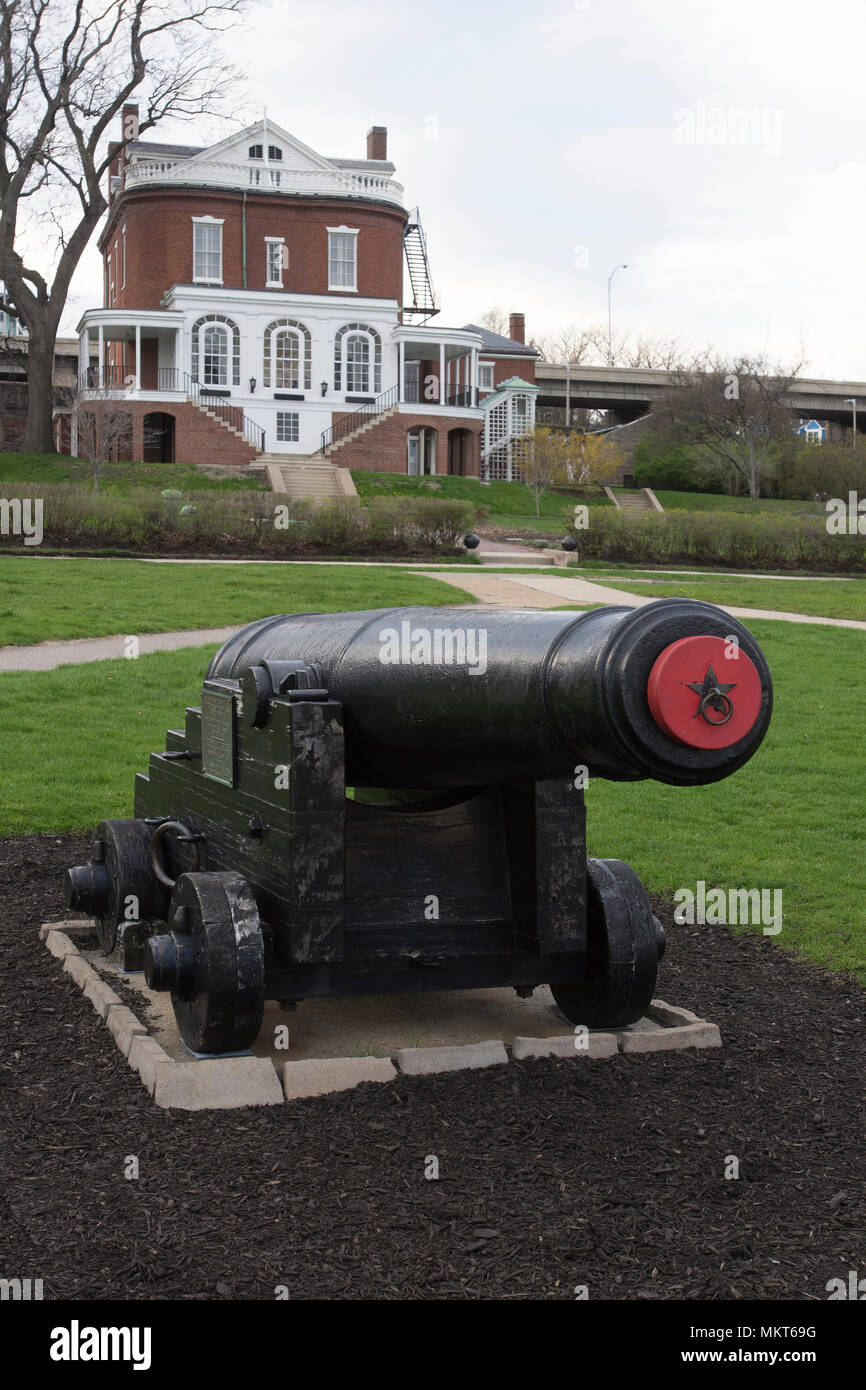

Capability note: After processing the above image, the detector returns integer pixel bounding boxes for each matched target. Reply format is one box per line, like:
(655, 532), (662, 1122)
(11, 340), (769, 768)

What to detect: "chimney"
(366, 126), (387, 161)
(121, 103), (139, 146)
(509, 312), (526, 344)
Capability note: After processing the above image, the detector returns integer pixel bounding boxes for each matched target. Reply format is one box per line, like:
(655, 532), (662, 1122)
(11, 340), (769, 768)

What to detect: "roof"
(462, 324), (539, 356)
(126, 140), (204, 158)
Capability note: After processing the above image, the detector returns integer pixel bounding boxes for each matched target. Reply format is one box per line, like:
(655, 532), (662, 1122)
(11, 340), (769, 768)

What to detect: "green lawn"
(0, 559), (477, 646)
(587, 575), (866, 621)
(1, 618), (862, 983)
(351, 471), (612, 537)
(652, 489), (825, 516)
(0, 451), (265, 492)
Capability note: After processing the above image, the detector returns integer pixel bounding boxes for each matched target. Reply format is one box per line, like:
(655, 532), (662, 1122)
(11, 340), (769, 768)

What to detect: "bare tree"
(0, 0), (247, 452)
(479, 306), (509, 336)
(655, 356), (804, 499)
(72, 386), (134, 492)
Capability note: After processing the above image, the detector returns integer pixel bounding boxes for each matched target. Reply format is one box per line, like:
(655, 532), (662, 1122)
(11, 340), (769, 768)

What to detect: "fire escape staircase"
(402, 209), (438, 323)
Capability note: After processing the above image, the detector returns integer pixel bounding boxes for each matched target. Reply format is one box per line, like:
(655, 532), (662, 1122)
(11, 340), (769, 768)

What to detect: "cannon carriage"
(66, 599), (772, 1056)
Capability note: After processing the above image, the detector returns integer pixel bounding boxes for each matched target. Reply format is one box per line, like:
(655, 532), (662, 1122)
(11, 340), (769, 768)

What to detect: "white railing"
(124, 159), (405, 207)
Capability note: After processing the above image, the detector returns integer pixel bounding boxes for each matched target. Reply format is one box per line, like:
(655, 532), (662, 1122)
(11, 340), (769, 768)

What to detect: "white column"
(134, 324), (141, 391)
(399, 339), (405, 403)
(97, 324), (104, 387)
(439, 343), (446, 405)
(78, 331), (86, 387)
(471, 347), (478, 403)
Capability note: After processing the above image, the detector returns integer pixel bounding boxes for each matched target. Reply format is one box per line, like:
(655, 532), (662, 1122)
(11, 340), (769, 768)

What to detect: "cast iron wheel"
(65, 818), (169, 955)
(143, 871), (265, 1055)
(550, 857), (663, 1029)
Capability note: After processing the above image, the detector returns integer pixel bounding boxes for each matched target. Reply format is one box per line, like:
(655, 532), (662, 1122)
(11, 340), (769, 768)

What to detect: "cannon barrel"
(207, 598), (772, 789)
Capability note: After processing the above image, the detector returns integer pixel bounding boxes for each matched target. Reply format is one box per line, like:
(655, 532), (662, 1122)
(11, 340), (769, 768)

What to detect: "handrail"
(320, 383), (398, 453)
(184, 372), (265, 453)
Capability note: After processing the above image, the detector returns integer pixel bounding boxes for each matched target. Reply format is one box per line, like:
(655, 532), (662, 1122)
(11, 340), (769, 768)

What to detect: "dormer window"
(248, 144), (263, 159)
(268, 145), (282, 161)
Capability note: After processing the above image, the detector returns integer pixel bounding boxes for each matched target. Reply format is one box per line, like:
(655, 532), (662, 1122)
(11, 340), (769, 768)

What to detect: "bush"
(569, 505), (866, 572)
(0, 484), (477, 558)
(633, 435), (725, 493)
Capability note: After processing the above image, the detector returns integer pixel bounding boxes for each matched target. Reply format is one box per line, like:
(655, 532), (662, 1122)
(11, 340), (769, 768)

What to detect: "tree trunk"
(24, 331), (60, 454)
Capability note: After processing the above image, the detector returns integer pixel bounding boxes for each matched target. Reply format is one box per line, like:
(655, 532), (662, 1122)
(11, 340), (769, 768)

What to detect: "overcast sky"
(60, 0), (866, 380)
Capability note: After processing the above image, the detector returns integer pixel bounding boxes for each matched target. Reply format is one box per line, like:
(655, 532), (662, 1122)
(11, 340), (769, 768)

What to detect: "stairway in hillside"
(611, 488), (663, 515)
(263, 457), (357, 501)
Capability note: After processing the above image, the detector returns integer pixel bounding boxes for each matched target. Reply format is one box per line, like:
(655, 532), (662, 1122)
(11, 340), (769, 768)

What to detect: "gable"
(180, 120), (339, 175)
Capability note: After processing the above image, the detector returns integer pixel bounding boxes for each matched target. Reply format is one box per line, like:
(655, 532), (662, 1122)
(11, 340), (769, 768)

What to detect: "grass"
(0, 451), (265, 493)
(351, 471), (612, 537)
(1, 619), (862, 983)
(0, 558), (477, 646)
(585, 617), (864, 982)
(652, 489), (826, 516)
(580, 575), (866, 621)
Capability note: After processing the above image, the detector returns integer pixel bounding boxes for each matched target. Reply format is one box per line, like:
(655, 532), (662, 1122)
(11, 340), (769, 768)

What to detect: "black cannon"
(66, 600), (772, 1055)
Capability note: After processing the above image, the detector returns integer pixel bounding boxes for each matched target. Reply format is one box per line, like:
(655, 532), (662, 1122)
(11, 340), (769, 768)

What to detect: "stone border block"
(396, 1039), (508, 1076)
(648, 999), (702, 1027)
(512, 1032), (618, 1061)
(127, 1035), (173, 1094)
(45, 930), (77, 959)
(106, 1005), (148, 1058)
(40, 918), (95, 941)
(153, 1057), (285, 1110)
(282, 1056), (397, 1099)
(83, 977), (123, 1019)
(620, 1021), (721, 1054)
(63, 954), (99, 988)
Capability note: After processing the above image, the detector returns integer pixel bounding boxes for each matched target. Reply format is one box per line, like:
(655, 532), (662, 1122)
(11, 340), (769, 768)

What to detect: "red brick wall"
(101, 190), (406, 308)
(489, 355), (537, 389)
(77, 400), (259, 466)
(331, 410), (482, 475)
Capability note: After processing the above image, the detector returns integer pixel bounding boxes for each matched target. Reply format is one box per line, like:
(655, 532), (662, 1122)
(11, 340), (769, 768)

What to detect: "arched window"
(191, 314), (240, 387)
(333, 323), (381, 393)
(263, 320), (312, 391)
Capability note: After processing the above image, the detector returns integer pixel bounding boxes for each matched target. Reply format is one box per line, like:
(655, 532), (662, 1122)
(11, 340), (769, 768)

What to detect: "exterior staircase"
(264, 456), (358, 501)
(324, 403), (399, 457)
(605, 486), (664, 515)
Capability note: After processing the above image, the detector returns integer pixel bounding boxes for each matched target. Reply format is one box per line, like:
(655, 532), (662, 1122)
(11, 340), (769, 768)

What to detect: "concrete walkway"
(423, 571), (866, 631)
(0, 626), (237, 673)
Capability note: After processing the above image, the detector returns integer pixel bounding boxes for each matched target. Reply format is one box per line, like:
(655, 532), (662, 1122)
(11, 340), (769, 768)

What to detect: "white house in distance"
(74, 108), (538, 484)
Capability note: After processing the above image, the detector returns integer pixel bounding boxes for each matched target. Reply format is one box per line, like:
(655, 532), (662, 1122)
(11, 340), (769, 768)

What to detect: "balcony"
(124, 159), (405, 208)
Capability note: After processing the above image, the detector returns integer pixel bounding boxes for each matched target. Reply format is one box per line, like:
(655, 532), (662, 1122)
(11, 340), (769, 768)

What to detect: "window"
(274, 333), (300, 390)
(268, 145), (282, 161)
(276, 412), (299, 443)
(202, 325), (228, 385)
(191, 314), (240, 386)
(478, 362), (494, 392)
(249, 144), (263, 159)
(263, 320), (311, 391)
(328, 227), (358, 290)
(192, 218), (223, 283)
(333, 323), (381, 392)
(266, 238), (285, 287)
(345, 334), (370, 393)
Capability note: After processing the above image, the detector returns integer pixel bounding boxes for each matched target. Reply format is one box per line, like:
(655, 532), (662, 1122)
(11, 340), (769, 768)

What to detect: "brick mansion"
(74, 108), (539, 484)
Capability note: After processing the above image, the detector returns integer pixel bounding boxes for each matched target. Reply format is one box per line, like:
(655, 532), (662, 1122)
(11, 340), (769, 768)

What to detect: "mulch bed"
(2, 833), (863, 1302)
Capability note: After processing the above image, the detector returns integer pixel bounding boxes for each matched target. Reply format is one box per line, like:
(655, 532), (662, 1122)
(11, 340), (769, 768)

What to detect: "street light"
(607, 263), (628, 366)
(843, 397), (857, 447)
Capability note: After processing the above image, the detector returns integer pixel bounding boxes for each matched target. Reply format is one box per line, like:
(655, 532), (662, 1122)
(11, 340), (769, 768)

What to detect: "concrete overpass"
(535, 363), (866, 431)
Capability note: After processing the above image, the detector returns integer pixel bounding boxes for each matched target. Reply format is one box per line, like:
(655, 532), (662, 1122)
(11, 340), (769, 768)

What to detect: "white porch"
(76, 309), (185, 394)
(392, 325), (482, 409)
